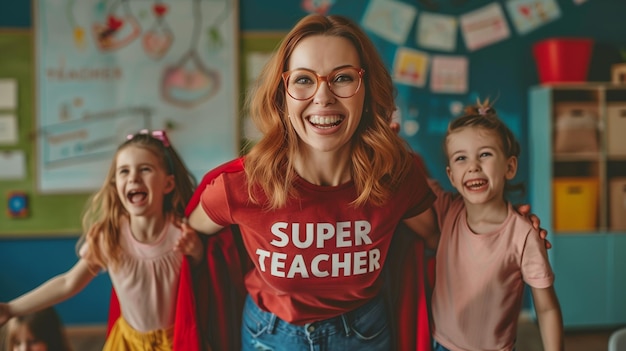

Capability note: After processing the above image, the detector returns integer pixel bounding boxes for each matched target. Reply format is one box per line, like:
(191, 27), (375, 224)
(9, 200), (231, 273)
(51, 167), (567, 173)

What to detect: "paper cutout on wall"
(361, 0), (417, 45)
(7, 191), (28, 218)
(506, 0), (561, 35)
(0, 114), (18, 145)
(460, 2), (510, 51)
(392, 47), (430, 88)
(142, 3), (174, 59)
(430, 55), (468, 94)
(0, 151), (26, 180)
(92, 1), (142, 52)
(417, 12), (458, 52)
(301, 0), (336, 15)
(0, 79), (17, 110)
(159, 0), (226, 108)
(161, 50), (220, 108)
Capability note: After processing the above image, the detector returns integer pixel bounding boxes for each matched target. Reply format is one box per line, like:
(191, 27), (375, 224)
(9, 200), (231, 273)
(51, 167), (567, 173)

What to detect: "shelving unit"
(529, 84), (626, 328)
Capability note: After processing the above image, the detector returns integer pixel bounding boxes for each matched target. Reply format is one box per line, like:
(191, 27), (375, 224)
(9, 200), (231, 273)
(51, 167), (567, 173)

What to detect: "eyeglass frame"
(281, 66), (365, 101)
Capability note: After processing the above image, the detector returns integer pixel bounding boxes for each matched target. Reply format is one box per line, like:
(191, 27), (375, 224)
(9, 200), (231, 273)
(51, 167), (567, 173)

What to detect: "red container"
(532, 38), (594, 84)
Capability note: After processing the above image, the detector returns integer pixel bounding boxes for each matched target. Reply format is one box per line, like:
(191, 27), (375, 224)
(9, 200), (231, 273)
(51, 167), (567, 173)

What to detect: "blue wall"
(1, 0), (626, 326)
(0, 237), (111, 325)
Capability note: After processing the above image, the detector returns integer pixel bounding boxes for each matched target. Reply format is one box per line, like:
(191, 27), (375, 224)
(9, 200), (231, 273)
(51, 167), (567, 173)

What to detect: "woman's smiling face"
(284, 35), (365, 154)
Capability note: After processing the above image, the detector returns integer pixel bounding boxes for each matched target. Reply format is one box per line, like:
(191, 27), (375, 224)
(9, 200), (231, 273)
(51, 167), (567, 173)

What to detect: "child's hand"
(175, 219), (204, 265)
(0, 302), (13, 327)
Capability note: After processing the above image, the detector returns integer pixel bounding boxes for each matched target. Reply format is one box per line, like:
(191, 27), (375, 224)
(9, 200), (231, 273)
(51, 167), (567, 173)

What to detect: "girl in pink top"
(430, 100), (564, 351)
(0, 130), (203, 351)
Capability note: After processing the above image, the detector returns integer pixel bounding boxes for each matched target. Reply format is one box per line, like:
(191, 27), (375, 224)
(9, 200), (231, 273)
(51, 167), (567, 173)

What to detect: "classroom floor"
(64, 318), (618, 351)
(516, 317), (618, 351)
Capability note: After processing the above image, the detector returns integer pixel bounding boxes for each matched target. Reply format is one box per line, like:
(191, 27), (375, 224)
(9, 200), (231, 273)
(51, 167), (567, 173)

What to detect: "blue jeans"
(241, 294), (391, 351)
(434, 340), (516, 351)
(433, 341), (451, 351)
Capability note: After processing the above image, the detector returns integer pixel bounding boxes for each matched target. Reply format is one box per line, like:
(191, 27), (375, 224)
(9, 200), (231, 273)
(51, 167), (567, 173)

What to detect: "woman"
(187, 14), (438, 351)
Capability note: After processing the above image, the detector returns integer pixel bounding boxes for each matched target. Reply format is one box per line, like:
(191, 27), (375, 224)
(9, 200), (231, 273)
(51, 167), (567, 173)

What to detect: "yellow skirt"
(103, 317), (173, 351)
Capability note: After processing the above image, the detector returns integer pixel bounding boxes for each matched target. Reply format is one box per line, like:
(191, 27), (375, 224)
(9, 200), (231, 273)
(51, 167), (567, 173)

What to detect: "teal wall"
(1, 0), (625, 326)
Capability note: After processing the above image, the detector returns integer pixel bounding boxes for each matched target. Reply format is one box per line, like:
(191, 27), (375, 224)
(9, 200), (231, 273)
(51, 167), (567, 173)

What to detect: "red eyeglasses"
(282, 66), (365, 101)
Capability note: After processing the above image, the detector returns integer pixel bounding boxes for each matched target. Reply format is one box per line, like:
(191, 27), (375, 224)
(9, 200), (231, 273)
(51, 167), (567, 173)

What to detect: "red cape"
(107, 156), (434, 351)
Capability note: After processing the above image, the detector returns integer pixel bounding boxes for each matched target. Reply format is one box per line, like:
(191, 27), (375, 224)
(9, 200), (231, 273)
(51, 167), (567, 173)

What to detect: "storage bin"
(610, 178), (626, 231)
(553, 103), (599, 153)
(553, 177), (598, 231)
(607, 104), (626, 156)
(532, 38), (594, 84)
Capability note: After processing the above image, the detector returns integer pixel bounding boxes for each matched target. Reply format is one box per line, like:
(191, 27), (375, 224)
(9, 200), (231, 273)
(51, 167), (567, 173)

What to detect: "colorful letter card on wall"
(362, 0), (417, 45)
(392, 47), (430, 88)
(460, 2), (511, 51)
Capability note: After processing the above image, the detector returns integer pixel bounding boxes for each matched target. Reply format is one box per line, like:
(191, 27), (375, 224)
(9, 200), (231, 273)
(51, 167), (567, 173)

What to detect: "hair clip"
(478, 107), (490, 116)
(126, 129), (171, 147)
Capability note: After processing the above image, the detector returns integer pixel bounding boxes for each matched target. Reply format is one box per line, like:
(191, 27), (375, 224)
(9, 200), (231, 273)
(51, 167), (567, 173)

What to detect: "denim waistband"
(244, 294), (385, 339)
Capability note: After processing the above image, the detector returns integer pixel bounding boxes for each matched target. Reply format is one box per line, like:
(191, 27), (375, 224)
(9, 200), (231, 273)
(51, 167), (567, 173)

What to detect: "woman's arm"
(176, 211), (223, 265)
(0, 259), (96, 326)
(188, 205), (225, 236)
(403, 207), (440, 251)
(532, 285), (564, 351)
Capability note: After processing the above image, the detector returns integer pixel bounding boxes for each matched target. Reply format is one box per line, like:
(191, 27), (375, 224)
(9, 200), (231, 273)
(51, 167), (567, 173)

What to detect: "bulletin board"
(0, 30), (90, 237)
(1, 0), (241, 236)
(34, 0), (239, 193)
(0, 30), (280, 237)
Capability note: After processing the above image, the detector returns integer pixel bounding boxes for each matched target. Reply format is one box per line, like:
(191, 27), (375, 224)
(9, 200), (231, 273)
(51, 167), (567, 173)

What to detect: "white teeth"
(465, 180), (486, 187)
(309, 115), (342, 125)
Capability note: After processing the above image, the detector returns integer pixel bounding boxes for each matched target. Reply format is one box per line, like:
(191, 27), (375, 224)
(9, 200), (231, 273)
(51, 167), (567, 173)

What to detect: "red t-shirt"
(200, 162), (434, 325)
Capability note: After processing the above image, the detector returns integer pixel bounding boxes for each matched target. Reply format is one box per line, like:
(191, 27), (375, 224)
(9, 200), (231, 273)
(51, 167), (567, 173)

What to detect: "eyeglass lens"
(284, 67), (363, 100)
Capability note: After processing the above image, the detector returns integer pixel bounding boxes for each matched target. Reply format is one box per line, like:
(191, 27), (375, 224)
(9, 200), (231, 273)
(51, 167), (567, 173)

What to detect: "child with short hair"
(0, 130), (202, 351)
(430, 100), (564, 351)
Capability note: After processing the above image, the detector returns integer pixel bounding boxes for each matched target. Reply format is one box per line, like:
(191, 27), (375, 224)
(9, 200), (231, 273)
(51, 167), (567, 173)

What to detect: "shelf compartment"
(609, 178), (626, 231)
(606, 103), (626, 157)
(553, 177), (599, 232)
(553, 153), (601, 162)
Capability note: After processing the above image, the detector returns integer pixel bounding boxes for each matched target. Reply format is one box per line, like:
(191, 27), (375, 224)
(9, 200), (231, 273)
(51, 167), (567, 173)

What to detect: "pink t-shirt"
(430, 182), (554, 351)
(200, 163), (435, 325)
(82, 217), (183, 332)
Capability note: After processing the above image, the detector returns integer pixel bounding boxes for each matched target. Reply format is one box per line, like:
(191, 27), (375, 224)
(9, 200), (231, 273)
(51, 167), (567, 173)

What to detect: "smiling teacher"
(186, 14), (439, 351)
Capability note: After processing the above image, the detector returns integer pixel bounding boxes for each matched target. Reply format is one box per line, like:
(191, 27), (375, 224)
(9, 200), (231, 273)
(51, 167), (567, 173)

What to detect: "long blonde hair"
(77, 132), (195, 271)
(245, 14), (414, 209)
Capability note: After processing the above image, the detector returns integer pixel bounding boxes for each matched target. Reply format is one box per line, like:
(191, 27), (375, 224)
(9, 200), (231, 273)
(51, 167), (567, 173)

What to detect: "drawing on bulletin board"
(34, 0), (239, 193)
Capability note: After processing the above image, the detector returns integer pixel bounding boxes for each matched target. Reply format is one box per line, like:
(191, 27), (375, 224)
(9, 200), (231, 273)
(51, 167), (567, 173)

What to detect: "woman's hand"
(0, 303), (13, 327)
(516, 204), (552, 249)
